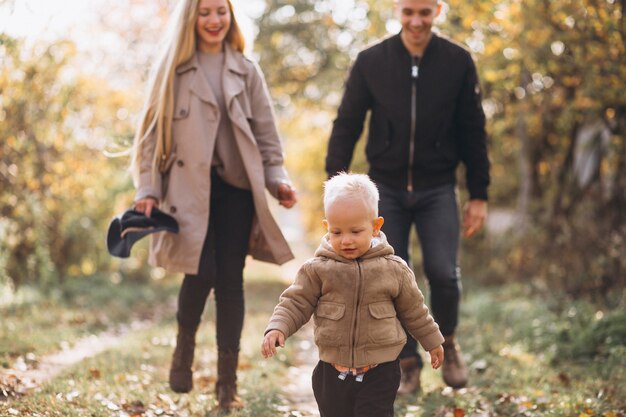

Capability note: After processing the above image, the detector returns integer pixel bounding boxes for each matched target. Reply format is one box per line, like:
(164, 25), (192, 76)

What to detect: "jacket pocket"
(433, 119), (459, 164)
(314, 301), (345, 346)
(367, 301), (402, 345)
(316, 301), (345, 320)
(366, 112), (392, 159)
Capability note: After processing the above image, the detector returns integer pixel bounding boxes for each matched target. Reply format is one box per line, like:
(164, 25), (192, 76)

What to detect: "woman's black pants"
(176, 174), (254, 352)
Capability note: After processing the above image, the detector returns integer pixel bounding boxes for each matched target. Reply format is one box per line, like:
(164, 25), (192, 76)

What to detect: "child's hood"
(314, 231), (394, 263)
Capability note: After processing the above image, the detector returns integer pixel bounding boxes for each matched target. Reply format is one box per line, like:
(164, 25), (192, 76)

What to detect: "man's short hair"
(324, 172), (380, 218)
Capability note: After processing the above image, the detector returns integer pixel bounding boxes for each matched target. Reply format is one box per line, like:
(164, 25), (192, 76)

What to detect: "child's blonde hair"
(324, 172), (379, 218)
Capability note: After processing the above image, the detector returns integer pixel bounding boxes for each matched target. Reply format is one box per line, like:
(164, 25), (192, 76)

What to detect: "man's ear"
(436, 2), (443, 17)
(373, 216), (384, 234)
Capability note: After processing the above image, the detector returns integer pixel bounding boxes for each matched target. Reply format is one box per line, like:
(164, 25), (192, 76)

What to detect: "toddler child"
(261, 172), (444, 417)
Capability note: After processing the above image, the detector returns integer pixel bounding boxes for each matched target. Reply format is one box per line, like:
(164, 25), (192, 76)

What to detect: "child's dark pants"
(312, 359), (400, 417)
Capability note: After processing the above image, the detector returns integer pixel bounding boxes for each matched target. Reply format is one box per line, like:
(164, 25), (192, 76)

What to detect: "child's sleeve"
(393, 264), (444, 351)
(264, 261), (322, 339)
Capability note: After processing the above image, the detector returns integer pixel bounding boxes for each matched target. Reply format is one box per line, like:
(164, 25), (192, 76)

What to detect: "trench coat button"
(179, 108), (187, 117)
(170, 206), (177, 214)
(176, 160), (184, 167)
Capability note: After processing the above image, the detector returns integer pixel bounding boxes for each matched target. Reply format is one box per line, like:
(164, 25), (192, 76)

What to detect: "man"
(325, 0), (490, 392)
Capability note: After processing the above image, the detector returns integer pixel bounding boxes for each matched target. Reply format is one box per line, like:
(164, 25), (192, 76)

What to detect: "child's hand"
(261, 330), (285, 358)
(429, 345), (444, 369)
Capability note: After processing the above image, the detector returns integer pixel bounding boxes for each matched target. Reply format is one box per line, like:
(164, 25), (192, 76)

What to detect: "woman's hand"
(134, 197), (159, 217)
(277, 182), (297, 209)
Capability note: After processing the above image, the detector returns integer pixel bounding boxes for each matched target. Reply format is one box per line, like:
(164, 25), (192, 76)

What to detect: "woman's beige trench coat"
(135, 45), (294, 274)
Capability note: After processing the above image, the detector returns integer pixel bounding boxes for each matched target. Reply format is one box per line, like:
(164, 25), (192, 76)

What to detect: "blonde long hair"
(130, 0), (245, 185)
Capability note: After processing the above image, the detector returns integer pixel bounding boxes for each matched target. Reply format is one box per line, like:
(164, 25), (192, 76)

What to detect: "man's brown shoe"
(442, 335), (468, 388)
(397, 356), (422, 394)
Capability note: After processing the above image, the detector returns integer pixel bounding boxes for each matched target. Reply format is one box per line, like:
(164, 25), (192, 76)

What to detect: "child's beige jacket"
(265, 232), (444, 368)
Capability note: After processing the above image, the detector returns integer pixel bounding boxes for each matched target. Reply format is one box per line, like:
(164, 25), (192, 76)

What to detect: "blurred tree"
(86, 0), (172, 89)
(2, 0), (623, 301)
(445, 0), (626, 301)
(253, 0), (391, 239)
(0, 34), (136, 289)
(253, 0), (625, 301)
(0, 0), (175, 290)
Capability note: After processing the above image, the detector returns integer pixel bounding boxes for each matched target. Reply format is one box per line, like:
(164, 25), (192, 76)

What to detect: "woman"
(130, 0), (297, 410)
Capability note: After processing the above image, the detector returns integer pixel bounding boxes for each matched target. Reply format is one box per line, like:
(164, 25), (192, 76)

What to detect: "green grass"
(0, 273), (297, 416)
(0, 273), (179, 369)
(1, 273), (625, 417)
(395, 284), (626, 417)
(1, 322), (289, 416)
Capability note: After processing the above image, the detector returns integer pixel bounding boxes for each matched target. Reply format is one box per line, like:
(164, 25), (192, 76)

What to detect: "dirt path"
(274, 203), (320, 416)
(0, 306), (171, 399)
(279, 321), (319, 416)
(1, 202), (320, 414)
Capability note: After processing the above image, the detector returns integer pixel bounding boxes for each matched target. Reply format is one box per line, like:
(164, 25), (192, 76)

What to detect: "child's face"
(323, 197), (384, 260)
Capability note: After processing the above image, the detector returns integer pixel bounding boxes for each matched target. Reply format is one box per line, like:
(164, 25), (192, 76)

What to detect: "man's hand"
(462, 199), (487, 238)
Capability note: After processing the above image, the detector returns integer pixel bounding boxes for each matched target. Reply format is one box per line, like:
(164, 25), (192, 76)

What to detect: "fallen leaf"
(123, 399), (146, 414)
(196, 374), (217, 389)
(89, 368), (101, 379)
(454, 407), (466, 417)
(519, 400), (535, 410)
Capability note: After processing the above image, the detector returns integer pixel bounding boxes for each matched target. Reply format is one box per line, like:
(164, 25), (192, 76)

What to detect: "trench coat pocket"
(367, 301), (401, 344)
(160, 151), (177, 199)
(314, 301), (345, 346)
(248, 216), (273, 263)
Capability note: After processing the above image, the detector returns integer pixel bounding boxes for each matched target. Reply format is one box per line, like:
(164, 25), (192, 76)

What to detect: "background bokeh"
(1, 0), (624, 307)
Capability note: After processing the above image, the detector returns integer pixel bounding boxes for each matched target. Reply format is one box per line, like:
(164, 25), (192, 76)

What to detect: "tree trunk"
(515, 72), (532, 231)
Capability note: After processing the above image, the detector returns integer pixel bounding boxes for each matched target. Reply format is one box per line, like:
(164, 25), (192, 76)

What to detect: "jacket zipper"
(408, 56), (419, 192)
(351, 260), (363, 367)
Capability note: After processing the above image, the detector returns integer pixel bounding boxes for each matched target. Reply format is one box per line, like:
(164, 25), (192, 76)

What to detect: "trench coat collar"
(176, 53), (217, 106)
(222, 43), (248, 107)
(223, 43), (249, 76)
(175, 44), (249, 107)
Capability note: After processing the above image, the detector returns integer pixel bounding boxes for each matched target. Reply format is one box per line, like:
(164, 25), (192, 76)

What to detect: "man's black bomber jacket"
(326, 33), (490, 200)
